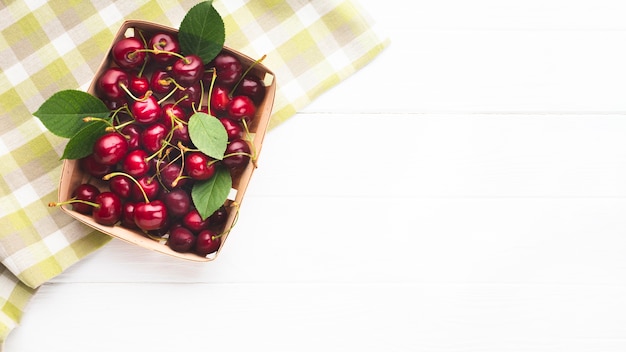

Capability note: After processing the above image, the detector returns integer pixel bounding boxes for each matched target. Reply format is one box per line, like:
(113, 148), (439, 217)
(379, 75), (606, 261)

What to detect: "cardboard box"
(57, 20), (275, 261)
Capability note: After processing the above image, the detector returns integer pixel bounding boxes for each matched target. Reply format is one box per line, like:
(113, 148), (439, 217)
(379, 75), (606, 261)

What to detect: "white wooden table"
(6, 1), (626, 351)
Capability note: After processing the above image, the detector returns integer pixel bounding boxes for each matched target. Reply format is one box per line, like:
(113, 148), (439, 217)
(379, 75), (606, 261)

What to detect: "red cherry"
(133, 200), (168, 231)
(157, 162), (188, 190)
(111, 37), (146, 70)
(92, 132), (129, 166)
(70, 183), (100, 215)
(194, 230), (221, 256)
(172, 121), (190, 144)
(160, 103), (187, 130)
(109, 175), (133, 199)
(150, 69), (174, 95)
(222, 138), (251, 170)
(173, 83), (202, 109)
(98, 67), (129, 100)
(227, 95), (256, 121)
(182, 209), (209, 234)
(122, 149), (150, 177)
(131, 176), (161, 201)
(79, 154), (115, 178)
(132, 95), (162, 125)
(208, 205), (229, 230)
(210, 85), (231, 114)
(219, 117), (244, 141)
(167, 226), (196, 253)
(184, 152), (216, 180)
(148, 32), (180, 65)
(160, 189), (191, 219)
(171, 55), (204, 87)
(92, 192), (122, 226)
(129, 75), (150, 97)
(120, 124), (142, 150)
(121, 202), (139, 229)
(234, 75), (266, 105)
(141, 123), (168, 154)
(212, 52), (243, 87)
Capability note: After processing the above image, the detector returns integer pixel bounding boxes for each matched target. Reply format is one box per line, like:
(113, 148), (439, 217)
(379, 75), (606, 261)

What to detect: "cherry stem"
(157, 83), (180, 105)
(230, 54), (267, 98)
(119, 83), (151, 102)
(223, 151), (253, 159)
(103, 172), (149, 203)
(83, 116), (114, 129)
(134, 47), (188, 63)
(219, 201), (241, 238)
(206, 69), (218, 115)
(49, 198), (99, 209)
(241, 119), (258, 167)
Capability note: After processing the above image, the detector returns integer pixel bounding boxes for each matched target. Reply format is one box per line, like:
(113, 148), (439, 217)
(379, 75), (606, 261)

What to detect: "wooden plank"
(7, 282), (626, 351)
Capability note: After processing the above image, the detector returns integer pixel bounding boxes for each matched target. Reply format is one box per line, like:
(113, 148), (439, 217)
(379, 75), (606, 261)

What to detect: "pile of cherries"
(54, 30), (267, 257)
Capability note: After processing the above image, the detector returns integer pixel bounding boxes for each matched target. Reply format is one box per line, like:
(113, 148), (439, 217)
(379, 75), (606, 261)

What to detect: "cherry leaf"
(188, 112), (228, 160)
(33, 90), (110, 138)
(61, 120), (109, 160)
(191, 166), (232, 220)
(178, 1), (225, 63)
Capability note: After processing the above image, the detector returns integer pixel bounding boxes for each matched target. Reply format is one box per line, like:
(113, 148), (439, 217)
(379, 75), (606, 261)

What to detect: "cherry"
(92, 132), (129, 166)
(222, 138), (251, 170)
(147, 217), (172, 237)
(111, 37), (146, 70)
(122, 149), (150, 177)
(168, 226), (196, 253)
(160, 103), (187, 130)
(79, 154), (115, 178)
(208, 205), (228, 229)
(212, 52), (243, 87)
(120, 124), (143, 150)
(70, 183), (100, 214)
(184, 151), (216, 180)
(160, 188), (191, 219)
(150, 69), (175, 95)
(194, 229), (221, 256)
(171, 54), (204, 87)
(129, 75), (150, 97)
(172, 121), (190, 144)
(227, 95), (256, 121)
(210, 85), (231, 114)
(141, 123), (168, 154)
(158, 161), (188, 189)
(219, 117), (244, 141)
(148, 32), (180, 65)
(174, 83), (202, 109)
(121, 202), (139, 229)
(98, 67), (129, 100)
(104, 97), (128, 110)
(133, 199), (168, 231)
(109, 175), (133, 199)
(92, 192), (122, 226)
(131, 95), (162, 125)
(234, 75), (266, 105)
(182, 209), (209, 234)
(131, 175), (161, 201)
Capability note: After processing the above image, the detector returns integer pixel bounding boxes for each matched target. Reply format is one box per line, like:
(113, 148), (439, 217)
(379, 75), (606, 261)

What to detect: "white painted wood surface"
(6, 0), (626, 350)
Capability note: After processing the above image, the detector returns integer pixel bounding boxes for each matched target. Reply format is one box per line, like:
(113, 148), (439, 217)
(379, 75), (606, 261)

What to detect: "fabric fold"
(0, 0), (389, 345)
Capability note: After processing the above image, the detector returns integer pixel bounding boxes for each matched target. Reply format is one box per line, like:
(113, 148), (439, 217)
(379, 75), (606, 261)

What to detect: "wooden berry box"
(57, 20), (275, 261)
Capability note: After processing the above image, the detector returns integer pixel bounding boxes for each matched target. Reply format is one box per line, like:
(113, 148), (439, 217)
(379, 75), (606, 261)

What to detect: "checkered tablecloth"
(0, 0), (388, 345)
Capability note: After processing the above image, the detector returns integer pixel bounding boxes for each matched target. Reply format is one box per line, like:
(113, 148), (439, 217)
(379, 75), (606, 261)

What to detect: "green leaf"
(178, 1), (225, 63)
(192, 166), (232, 220)
(33, 90), (110, 138)
(61, 120), (109, 160)
(188, 112), (228, 160)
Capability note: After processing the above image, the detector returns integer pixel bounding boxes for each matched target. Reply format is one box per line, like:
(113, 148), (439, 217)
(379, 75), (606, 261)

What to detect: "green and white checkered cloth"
(0, 0), (388, 345)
